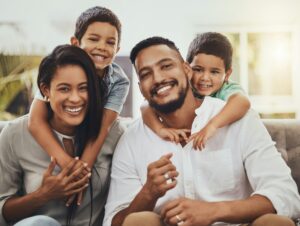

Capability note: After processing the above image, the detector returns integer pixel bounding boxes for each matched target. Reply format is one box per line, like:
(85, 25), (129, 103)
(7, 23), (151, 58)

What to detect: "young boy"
(142, 32), (250, 149)
(28, 6), (129, 204)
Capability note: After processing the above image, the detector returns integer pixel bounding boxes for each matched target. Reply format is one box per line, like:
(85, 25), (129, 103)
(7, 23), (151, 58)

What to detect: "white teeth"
(157, 85), (172, 94)
(200, 84), (212, 88)
(65, 107), (83, 113)
(94, 55), (105, 61)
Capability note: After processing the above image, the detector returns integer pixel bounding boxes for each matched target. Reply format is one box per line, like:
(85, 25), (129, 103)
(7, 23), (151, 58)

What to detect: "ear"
(70, 36), (80, 47)
(183, 62), (193, 80)
(224, 68), (232, 82)
(40, 83), (50, 99)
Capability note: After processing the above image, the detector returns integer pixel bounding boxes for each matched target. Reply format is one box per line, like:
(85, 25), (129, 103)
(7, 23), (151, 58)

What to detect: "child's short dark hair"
(130, 36), (183, 64)
(186, 32), (233, 71)
(74, 6), (122, 45)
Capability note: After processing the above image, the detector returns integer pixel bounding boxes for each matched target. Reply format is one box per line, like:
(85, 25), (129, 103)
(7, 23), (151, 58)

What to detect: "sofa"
(0, 119), (299, 193)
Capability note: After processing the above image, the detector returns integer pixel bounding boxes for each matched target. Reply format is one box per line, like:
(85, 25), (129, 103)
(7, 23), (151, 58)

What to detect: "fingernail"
(75, 156), (79, 160)
(50, 156), (53, 162)
(88, 173), (91, 177)
(84, 162), (88, 167)
(77, 202), (81, 206)
(66, 203), (69, 207)
(85, 183), (89, 187)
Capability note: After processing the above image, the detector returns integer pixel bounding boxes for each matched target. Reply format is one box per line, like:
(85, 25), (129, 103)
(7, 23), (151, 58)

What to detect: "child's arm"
(190, 93), (251, 150)
(80, 108), (118, 168)
(141, 103), (190, 143)
(28, 99), (73, 167)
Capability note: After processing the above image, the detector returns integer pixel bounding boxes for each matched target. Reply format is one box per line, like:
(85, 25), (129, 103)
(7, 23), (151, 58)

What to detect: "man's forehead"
(135, 44), (180, 69)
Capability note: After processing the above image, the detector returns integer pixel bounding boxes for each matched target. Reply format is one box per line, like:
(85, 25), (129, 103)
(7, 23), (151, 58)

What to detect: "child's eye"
(211, 70), (220, 75)
(192, 67), (203, 73)
(107, 40), (116, 46)
(88, 38), (98, 42)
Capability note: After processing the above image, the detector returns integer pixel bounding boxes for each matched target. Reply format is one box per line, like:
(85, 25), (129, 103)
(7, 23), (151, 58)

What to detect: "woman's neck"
(49, 117), (75, 136)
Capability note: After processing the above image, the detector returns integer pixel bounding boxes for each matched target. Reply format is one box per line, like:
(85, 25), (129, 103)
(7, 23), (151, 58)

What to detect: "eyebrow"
(87, 33), (116, 39)
(138, 58), (173, 75)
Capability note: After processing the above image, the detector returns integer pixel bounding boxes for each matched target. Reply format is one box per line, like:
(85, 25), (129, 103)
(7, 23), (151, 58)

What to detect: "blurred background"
(0, 0), (299, 120)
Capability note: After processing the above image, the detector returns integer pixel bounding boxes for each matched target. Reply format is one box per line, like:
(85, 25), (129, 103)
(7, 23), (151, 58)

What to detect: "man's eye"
(162, 64), (172, 70)
(139, 72), (150, 80)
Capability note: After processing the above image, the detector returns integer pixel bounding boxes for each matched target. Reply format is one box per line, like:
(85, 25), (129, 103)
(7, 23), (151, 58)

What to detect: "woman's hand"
(37, 157), (91, 203)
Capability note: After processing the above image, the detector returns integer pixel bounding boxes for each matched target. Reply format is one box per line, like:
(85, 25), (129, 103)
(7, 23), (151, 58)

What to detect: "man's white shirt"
(104, 96), (300, 226)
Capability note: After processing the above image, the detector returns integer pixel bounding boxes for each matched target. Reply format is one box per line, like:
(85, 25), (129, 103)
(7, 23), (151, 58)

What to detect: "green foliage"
(0, 54), (42, 120)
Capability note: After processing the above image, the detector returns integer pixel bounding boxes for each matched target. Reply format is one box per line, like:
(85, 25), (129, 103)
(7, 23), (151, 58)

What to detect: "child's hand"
(157, 128), (190, 144)
(188, 123), (217, 150)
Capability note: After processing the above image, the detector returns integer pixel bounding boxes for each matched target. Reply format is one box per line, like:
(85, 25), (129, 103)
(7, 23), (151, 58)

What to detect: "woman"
(0, 45), (124, 226)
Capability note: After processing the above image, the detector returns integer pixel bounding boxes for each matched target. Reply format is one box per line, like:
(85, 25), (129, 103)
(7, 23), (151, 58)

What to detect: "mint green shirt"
(211, 80), (246, 101)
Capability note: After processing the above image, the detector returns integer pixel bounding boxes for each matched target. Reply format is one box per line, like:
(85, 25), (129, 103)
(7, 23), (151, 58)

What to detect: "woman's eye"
(79, 86), (88, 91)
(58, 87), (69, 92)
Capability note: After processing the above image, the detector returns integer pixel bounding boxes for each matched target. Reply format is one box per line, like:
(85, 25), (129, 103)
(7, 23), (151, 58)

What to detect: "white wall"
(1, 0), (299, 117)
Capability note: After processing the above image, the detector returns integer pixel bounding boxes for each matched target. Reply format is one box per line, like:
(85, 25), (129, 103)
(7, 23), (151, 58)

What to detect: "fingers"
(44, 156), (57, 177)
(66, 173), (90, 191)
(65, 195), (76, 207)
(76, 190), (85, 206)
(65, 163), (90, 184)
(59, 157), (78, 178)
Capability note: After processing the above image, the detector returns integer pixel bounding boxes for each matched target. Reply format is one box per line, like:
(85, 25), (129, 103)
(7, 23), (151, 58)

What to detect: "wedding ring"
(176, 215), (184, 225)
(176, 215), (182, 222)
(164, 172), (172, 184)
(164, 172), (170, 180)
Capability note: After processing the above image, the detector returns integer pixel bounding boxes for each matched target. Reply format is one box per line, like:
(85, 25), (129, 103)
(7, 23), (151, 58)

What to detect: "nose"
(200, 70), (210, 81)
(152, 69), (164, 84)
(68, 90), (81, 103)
(96, 40), (106, 51)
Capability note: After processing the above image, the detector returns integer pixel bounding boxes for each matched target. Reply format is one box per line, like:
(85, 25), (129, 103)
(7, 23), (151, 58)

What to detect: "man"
(103, 37), (300, 226)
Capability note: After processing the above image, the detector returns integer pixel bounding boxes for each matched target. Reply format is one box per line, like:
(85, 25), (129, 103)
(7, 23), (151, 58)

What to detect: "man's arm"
(111, 153), (178, 226)
(162, 195), (274, 226)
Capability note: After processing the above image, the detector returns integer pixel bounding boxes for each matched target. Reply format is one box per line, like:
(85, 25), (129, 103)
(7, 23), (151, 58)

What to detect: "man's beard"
(148, 79), (189, 114)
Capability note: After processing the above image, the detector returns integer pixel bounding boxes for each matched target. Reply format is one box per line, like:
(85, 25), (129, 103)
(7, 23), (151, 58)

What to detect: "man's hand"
(37, 157), (90, 203)
(188, 123), (217, 150)
(161, 198), (220, 226)
(142, 153), (179, 200)
(157, 128), (190, 144)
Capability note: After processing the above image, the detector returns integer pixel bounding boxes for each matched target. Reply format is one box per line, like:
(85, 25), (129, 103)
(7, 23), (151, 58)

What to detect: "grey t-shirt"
(0, 115), (124, 226)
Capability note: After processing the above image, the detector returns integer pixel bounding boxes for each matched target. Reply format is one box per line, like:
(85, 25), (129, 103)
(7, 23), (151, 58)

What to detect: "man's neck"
(158, 90), (203, 130)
